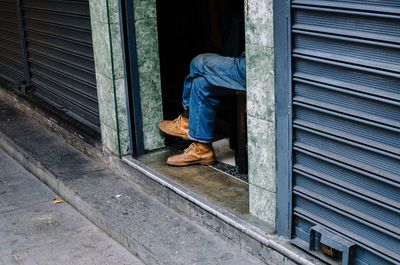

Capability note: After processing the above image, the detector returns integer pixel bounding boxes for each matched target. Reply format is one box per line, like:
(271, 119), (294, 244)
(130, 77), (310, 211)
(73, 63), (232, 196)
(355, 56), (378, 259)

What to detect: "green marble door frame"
(89, 0), (164, 156)
(89, 0), (131, 156)
(90, 0), (277, 227)
(131, 0), (165, 151)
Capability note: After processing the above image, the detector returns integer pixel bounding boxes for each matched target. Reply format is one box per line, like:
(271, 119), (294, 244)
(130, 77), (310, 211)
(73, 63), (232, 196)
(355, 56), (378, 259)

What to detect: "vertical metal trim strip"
(16, 0), (31, 88)
(274, 0), (293, 237)
(117, 0), (134, 154)
(120, 0), (145, 155)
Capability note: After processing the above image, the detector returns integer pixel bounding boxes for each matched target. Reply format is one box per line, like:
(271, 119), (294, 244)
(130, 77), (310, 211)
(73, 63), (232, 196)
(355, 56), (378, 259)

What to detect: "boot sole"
(159, 127), (189, 140)
(167, 158), (216, 167)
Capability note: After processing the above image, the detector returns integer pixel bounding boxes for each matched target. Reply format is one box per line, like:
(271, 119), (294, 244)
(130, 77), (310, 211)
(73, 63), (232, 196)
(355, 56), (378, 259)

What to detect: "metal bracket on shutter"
(8, 80), (31, 95)
(309, 225), (355, 265)
(16, 81), (31, 95)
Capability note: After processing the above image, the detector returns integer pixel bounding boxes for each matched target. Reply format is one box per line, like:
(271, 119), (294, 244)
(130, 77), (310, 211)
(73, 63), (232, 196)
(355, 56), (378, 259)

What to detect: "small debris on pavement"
(52, 197), (64, 204)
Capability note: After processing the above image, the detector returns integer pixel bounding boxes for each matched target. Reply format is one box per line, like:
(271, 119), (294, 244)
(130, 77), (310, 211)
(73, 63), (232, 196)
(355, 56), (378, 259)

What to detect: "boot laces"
(175, 115), (184, 127)
(173, 115), (181, 126)
(184, 142), (199, 153)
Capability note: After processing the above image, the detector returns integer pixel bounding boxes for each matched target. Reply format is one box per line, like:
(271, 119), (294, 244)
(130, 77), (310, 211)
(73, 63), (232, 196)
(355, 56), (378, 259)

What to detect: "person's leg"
(166, 54), (246, 166)
(187, 76), (220, 143)
(162, 53), (245, 140)
(190, 53), (246, 89)
(160, 53), (246, 166)
(186, 53), (245, 141)
(182, 53), (246, 110)
(166, 76), (217, 166)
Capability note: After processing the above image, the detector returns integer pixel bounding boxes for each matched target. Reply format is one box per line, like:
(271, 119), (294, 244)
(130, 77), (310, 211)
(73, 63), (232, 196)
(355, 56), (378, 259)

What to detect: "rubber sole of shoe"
(167, 158), (216, 167)
(159, 127), (189, 141)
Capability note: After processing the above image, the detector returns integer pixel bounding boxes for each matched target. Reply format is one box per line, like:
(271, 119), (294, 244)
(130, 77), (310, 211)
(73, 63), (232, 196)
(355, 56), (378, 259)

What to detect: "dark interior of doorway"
(156, 0), (247, 181)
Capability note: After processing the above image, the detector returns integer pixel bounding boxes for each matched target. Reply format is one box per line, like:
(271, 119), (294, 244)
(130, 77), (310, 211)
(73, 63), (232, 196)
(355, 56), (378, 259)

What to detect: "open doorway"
(156, 0), (247, 180)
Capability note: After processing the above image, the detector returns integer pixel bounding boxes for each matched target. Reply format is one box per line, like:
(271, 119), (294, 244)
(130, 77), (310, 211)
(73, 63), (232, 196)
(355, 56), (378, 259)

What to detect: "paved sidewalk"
(0, 149), (143, 265)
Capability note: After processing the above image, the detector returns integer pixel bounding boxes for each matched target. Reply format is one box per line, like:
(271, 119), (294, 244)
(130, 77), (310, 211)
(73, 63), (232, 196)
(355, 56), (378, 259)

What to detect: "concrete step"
(0, 99), (266, 265)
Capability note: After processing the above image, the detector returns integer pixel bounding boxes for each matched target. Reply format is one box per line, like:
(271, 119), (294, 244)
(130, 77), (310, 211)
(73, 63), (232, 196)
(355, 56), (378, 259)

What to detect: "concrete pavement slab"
(0, 200), (93, 256)
(0, 254), (18, 265)
(0, 151), (53, 213)
(12, 230), (142, 265)
(0, 149), (143, 265)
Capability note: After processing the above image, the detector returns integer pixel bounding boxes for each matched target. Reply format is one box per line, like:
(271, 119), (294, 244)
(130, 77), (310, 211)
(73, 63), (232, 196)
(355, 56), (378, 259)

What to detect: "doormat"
(210, 162), (248, 183)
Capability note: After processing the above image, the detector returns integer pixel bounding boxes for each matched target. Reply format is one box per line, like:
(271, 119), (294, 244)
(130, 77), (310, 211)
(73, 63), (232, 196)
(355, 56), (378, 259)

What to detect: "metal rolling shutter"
(290, 1), (400, 264)
(22, 0), (100, 132)
(0, 0), (28, 89)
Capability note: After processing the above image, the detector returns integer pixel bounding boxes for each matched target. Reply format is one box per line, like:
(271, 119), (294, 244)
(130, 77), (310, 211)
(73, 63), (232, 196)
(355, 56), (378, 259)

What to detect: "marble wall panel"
(88, 0), (107, 23)
(114, 77), (130, 133)
(108, 22), (126, 80)
(96, 73), (117, 130)
(245, 0), (274, 47)
(134, 17), (164, 150)
(100, 122), (118, 154)
(246, 44), (275, 122)
(249, 184), (276, 226)
(89, 0), (124, 78)
(247, 116), (276, 193)
(100, 122), (130, 155)
(90, 18), (113, 80)
(245, 0), (276, 226)
(134, 0), (157, 20)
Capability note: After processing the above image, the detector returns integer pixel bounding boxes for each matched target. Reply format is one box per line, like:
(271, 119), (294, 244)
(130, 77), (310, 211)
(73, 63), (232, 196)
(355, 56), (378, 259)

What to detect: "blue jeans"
(182, 53), (246, 143)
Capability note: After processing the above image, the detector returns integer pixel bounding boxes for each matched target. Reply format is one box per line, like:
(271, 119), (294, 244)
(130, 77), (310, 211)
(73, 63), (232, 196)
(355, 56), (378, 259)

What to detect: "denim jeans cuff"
(187, 133), (213, 144)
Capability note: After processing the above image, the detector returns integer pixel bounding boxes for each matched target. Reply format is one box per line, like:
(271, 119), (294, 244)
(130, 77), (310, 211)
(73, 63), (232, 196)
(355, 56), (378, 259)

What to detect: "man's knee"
(190, 53), (218, 74)
(190, 54), (207, 73)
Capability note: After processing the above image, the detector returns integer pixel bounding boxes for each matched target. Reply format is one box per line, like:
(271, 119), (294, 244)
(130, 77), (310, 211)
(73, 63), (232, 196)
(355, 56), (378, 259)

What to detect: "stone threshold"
(0, 87), (323, 265)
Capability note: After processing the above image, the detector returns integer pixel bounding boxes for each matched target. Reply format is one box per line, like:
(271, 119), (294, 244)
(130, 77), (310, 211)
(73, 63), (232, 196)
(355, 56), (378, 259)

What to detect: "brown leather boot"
(167, 142), (216, 166)
(159, 115), (189, 140)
